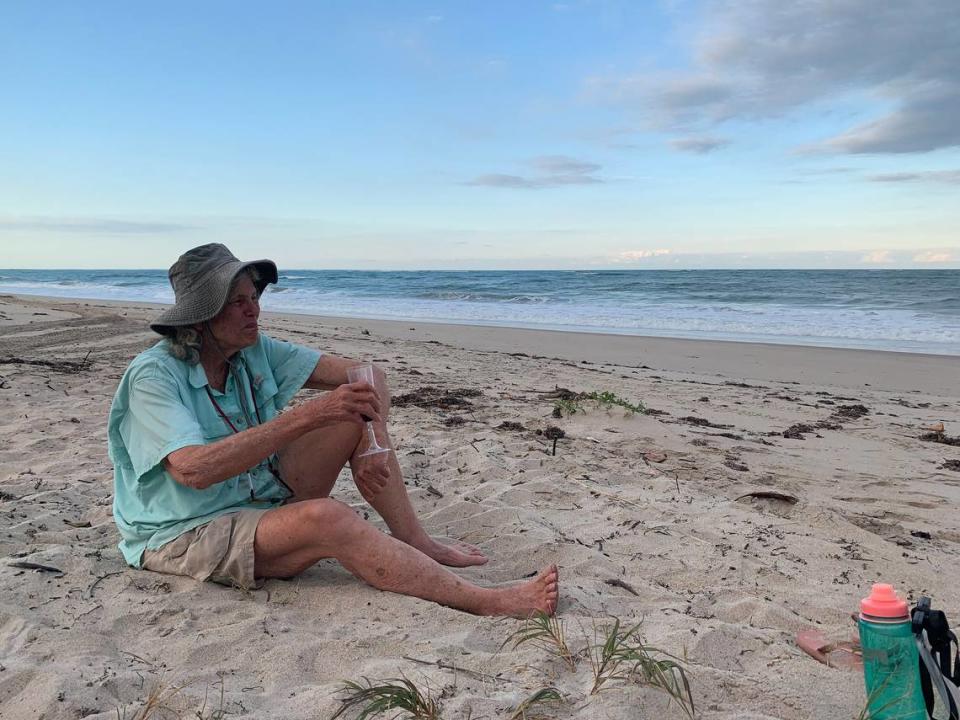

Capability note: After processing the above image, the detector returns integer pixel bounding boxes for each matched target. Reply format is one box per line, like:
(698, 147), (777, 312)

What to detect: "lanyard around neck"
(205, 366), (262, 433)
(203, 364), (289, 499)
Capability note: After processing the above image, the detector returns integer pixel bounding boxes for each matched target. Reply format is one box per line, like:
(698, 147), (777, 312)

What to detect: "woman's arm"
(303, 354), (386, 391)
(163, 381), (381, 489)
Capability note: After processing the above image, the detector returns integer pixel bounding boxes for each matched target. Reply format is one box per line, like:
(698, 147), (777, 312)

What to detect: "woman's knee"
(297, 498), (361, 536)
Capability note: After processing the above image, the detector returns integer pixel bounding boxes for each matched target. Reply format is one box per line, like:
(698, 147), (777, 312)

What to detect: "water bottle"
(859, 583), (926, 719)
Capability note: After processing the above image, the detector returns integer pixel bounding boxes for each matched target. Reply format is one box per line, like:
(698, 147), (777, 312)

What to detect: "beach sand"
(1, 293), (958, 719)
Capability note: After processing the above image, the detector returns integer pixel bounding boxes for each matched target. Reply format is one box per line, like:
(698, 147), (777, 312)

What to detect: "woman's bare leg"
(253, 499), (557, 617)
(278, 378), (487, 567)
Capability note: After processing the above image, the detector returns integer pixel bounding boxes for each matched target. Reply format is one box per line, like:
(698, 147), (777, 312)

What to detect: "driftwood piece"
(8, 561), (64, 574)
(604, 578), (640, 596)
(735, 491), (799, 505)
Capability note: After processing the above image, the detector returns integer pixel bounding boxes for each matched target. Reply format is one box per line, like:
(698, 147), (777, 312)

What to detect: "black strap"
(205, 365), (290, 499)
(914, 597), (960, 719)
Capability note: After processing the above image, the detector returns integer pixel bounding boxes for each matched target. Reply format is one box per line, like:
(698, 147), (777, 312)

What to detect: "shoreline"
(3, 284), (960, 358)
(5, 292), (955, 395)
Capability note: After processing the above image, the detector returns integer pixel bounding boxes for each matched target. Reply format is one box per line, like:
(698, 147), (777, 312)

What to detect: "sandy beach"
(1, 292), (958, 720)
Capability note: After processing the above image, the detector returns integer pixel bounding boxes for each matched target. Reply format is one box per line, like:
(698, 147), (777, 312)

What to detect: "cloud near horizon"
(669, 135), (730, 154)
(609, 249), (673, 263)
(466, 155), (605, 189)
(861, 250), (894, 264)
(0, 218), (195, 234)
(867, 170), (960, 185)
(588, 0), (960, 155)
(913, 250), (956, 263)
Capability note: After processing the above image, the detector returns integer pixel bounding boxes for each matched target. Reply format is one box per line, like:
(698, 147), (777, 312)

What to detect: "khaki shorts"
(141, 509), (270, 591)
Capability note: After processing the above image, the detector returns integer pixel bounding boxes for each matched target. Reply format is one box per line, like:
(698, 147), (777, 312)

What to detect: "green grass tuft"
(332, 676), (441, 720)
(500, 611), (577, 671)
(507, 687), (564, 720)
(588, 619), (695, 717)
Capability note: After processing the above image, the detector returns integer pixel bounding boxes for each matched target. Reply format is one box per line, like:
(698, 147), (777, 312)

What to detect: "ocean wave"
(410, 291), (551, 304)
(3, 268), (959, 354)
(259, 292), (960, 353)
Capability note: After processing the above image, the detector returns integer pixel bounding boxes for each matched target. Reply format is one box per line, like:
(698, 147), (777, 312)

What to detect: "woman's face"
(207, 273), (261, 356)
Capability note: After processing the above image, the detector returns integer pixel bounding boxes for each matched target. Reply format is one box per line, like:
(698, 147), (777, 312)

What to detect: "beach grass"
(332, 676), (441, 720)
(507, 687), (565, 720)
(500, 611), (577, 671)
(114, 674), (227, 720)
(587, 618), (695, 717)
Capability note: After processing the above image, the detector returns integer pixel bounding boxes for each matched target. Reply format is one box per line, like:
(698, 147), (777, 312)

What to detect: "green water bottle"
(859, 583), (926, 719)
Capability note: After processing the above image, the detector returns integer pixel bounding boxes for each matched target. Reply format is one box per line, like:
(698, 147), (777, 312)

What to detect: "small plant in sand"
(588, 619), (695, 717)
(115, 678), (183, 720)
(196, 677), (228, 720)
(507, 687), (564, 720)
(552, 391), (645, 418)
(332, 676), (441, 720)
(587, 391), (646, 415)
(500, 611), (577, 671)
(115, 674), (227, 720)
(552, 396), (583, 417)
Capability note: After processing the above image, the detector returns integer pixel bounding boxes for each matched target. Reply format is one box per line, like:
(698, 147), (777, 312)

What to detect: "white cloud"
(465, 155), (605, 189)
(589, 0), (960, 154)
(611, 249), (672, 262)
(669, 136), (730, 154)
(530, 155), (601, 175)
(861, 250), (894, 264)
(867, 170), (960, 184)
(913, 250), (955, 263)
(0, 217), (194, 234)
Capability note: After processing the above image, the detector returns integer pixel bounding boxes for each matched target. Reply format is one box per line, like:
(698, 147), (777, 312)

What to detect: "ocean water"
(1, 268), (958, 355)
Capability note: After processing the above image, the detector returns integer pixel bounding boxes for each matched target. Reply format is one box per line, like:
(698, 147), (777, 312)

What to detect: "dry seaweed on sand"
(783, 423), (816, 439)
(832, 404), (869, 420)
(724, 457), (749, 472)
(0, 352), (93, 373)
(392, 386), (482, 410)
(680, 415), (732, 429)
(921, 432), (960, 447)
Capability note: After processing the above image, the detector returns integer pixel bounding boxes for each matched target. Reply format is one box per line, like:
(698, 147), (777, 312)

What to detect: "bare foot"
(484, 565), (559, 618)
(412, 536), (488, 567)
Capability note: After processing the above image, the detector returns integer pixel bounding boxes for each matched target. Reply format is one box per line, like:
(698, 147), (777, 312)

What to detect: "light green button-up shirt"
(107, 333), (321, 567)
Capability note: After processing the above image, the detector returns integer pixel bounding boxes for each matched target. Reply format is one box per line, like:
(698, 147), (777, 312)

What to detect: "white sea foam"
(3, 269), (958, 354)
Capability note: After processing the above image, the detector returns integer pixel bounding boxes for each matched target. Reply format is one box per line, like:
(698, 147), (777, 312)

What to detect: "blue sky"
(1, 0), (958, 269)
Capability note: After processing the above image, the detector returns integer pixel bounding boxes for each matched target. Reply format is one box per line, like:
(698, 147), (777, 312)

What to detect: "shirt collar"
(188, 352), (247, 390)
(188, 361), (208, 389)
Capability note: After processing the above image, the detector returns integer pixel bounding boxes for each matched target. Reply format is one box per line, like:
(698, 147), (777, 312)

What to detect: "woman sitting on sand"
(107, 243), (558, 616)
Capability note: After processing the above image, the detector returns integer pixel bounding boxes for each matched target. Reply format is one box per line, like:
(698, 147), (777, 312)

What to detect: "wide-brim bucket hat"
(150, 243), (278, 336)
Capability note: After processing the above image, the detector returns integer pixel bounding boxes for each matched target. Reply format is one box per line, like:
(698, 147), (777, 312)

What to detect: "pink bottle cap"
(860, 583), (909, 618)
